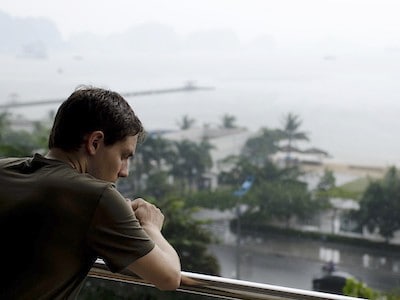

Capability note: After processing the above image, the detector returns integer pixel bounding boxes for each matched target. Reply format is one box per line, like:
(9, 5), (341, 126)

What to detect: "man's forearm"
(142, 224), (181, 270)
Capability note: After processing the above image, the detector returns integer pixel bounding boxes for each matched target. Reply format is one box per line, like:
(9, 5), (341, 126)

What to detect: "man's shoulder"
(46, 166), (115, 195)
(0, 157), (30, 167)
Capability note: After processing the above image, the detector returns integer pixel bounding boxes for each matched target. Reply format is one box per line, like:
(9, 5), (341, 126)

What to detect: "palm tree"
(143, 134), (175, 170)
(124, 133), (174, 195)
(171, 138), (214, 193)
(280, 113), (309, 166)
(177, 115), (196, 130)
(220, 114), (237, 129)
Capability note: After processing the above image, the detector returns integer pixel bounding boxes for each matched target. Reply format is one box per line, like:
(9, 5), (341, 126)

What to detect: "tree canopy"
(0, 112), (50, 157)
(354, 167), (400, 241)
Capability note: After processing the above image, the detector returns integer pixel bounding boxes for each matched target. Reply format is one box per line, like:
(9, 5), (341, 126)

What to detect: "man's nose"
(118, 160), (129, 177)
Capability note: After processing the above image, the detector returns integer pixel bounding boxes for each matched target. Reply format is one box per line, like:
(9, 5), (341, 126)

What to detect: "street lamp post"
(233, 176), (254, 280)
(235, 201), (242, 279)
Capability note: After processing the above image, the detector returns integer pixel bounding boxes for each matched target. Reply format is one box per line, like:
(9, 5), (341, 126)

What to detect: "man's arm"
(126, 198), (181, 290)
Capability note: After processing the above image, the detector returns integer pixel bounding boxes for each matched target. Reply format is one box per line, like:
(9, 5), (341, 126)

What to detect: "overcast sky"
(2, 0), (400, 166)
(2, 0), (400, 46)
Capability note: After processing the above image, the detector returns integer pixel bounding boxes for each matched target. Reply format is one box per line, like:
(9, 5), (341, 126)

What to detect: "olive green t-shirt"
(0, 154), (155, 299)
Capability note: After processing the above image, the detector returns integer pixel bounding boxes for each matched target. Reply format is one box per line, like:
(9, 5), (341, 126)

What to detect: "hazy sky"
(2, 0), (400, 166)
(2, 0), (400, 45)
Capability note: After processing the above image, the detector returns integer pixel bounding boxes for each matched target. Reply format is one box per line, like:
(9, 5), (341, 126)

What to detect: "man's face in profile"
(87, 135), (137, 183)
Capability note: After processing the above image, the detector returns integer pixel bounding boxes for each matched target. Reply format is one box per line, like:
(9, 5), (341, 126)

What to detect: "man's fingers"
(130, 198), (140, 210)
(131, 198), (146, 210)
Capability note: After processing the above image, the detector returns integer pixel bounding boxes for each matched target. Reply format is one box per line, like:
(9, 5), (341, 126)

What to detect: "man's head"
(48, 86), (144, 182)
(49, 86), (144, 151)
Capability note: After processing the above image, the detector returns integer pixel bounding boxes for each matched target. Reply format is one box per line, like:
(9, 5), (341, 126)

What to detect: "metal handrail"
(88, 260), (363, 300)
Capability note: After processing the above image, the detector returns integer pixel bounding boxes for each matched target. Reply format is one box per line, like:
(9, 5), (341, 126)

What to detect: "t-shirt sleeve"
(87, 186), (155, 272)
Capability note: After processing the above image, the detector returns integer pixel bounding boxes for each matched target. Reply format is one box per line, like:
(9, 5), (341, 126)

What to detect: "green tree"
(171, 138), (214, 192)
(314, 169), (336, 205)
(143, 171), (174, 199)
(160, 197), (220, 275)
(312, 169), (339, 233)
(0, 112), (51, 157)
(130, 137), (220, 275)
(343, 278), (378, 299)
(0, 112), (10, 141)
(218, 155), (256, 187)
(124, 134), (175, 194)
(139, 133), (175, 171)
(126, 134), (214, 195)
(217, 151), (317, 229)
(186, 189), (238, 211)
(250, 178), (313, 228)
(241, 127), (281, 167)
(355, 167), (400, 242)
(317, 169), (336, 191)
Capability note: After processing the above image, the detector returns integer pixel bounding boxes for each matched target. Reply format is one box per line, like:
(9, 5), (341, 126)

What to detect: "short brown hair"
(48, 86), (144, 151)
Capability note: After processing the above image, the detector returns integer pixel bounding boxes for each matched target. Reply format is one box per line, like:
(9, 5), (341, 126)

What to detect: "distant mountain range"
(0, 10), (63, 58)
(0, 10), (277, 59)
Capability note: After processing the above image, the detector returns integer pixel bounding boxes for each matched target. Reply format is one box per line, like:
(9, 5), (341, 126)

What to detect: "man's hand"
(126, 198), (182, 290)
(130, 198), (164, 231)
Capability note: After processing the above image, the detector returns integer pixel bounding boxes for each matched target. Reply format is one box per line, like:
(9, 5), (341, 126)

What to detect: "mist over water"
(1, 47), (400, 167)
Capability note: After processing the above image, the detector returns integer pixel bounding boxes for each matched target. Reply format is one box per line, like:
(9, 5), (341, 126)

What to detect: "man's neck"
(45, 148), (86, 173)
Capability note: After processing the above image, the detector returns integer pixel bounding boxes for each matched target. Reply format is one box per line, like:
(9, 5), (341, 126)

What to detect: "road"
(206, 220), (400, 293)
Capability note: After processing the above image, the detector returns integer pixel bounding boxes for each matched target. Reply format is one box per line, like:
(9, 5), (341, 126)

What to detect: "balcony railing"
(88, 260), (363, 300)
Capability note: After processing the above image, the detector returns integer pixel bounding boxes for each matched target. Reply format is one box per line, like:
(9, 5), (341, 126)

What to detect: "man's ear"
(85, 131), (105, 155)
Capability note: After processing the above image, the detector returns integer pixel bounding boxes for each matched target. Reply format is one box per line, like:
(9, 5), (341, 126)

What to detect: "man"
(0, 86), (181, 299)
